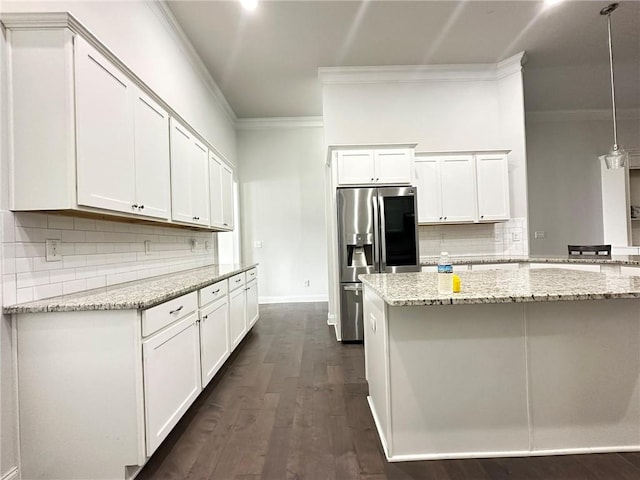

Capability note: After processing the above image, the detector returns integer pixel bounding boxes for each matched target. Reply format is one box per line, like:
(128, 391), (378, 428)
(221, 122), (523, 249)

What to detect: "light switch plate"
(255, 241), (263, 248)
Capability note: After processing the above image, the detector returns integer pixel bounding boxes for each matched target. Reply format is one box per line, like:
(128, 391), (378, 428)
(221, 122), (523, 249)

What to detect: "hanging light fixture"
(600, 3), (628, 170)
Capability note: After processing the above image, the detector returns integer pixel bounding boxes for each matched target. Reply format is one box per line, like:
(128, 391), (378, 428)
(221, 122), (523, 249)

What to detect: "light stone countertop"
(360, 269), (640, 306)
(420, 255), (640, 266)
(4, 263), (257, 314)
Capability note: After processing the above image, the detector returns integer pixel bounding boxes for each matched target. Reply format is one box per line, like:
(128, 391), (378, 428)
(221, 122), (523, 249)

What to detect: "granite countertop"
(360, 269), (640, 306)
(4, 263), (257, 314)
(420, 255), (640, 266)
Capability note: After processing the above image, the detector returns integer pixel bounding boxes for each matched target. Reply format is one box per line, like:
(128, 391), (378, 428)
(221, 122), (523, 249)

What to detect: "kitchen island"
(360, 269), (640, 462)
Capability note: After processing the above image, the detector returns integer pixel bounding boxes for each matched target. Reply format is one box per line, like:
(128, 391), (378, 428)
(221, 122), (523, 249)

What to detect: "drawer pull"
(169, 305), (184, 315)
(212, 288), (221, 294)
(202, 314), (208, 320)
(235, 278), (242, 283)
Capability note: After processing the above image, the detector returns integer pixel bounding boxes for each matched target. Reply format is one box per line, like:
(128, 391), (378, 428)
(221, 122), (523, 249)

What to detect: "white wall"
(1, 0), (237, 163)
(238, 124), (327, 303)
(0, 2), (237, 476)
(526, 112), (640, 255)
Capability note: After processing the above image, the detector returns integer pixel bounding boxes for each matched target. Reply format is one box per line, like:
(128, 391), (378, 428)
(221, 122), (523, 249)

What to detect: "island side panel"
(526, 299), (640, 453)
(363, 285), (392, 456)
(16, 309), (142, 479)
(387, 303), (530, 460)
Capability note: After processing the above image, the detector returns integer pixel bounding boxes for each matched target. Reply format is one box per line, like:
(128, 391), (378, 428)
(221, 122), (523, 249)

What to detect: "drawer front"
(142, 291), (198, 337)
(199, 280), (228, 307)
(246, 268), (257, 282)
(229, 272), (246, 291)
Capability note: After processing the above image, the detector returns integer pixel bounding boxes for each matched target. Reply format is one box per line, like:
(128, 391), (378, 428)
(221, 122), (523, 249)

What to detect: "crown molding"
(526, 108), (640, 123)
(318, 51), (527, 86)
(236, 116), (324, 130)
(147, 1), (237, 123)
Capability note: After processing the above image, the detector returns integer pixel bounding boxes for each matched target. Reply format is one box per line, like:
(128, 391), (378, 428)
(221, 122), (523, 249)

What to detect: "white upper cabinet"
(209, 152), (234, 231)
(414, 153), (510, 224)
(414, 157), (442, 223)
(337, 149), (412, 185)
(170, 118), (210, 227)
(221, 164), (235, 230)
(476, 153), (510, 222)
(439, 155), (476, 223)
(133, 89), (171, 219)
(374, 150), (413, 184)
(75, 36), (136, 214)
(4, 17), (222, 230)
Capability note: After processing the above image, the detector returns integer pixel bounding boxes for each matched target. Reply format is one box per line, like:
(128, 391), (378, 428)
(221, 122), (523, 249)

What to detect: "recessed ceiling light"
(240, 0), (258, 11)
(544, 0), (564, 8)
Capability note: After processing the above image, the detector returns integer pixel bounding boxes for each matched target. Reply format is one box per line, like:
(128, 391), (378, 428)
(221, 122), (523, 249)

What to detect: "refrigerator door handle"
(372, 193), (381, 272)
(377, 193), (388, 271)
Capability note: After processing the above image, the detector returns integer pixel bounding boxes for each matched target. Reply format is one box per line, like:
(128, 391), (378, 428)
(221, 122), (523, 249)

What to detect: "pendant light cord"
(606, 11), (618, 148)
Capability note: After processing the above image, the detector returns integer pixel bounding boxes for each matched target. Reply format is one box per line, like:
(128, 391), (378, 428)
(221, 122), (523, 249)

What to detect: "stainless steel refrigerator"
(337, 186), (420, 341)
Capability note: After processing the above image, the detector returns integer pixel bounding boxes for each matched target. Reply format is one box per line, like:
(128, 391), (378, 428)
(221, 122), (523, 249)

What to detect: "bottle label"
(438, 264), (453, 274)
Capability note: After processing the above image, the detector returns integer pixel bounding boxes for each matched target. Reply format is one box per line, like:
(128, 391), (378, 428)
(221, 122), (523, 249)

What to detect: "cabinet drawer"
(142, 291), (198, 337)
(246, 268), (257, 282)
(199, 280), (228, 307)
(229, 272), (246, 291)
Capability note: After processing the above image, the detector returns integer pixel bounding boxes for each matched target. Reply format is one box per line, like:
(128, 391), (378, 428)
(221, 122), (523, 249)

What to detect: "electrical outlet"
(534, 231), (546, 239)
(255, 240), (263, 248)
(303, 279), (310, 287)
(204, 241), (210, 251)
(144, 240), (152, 255)
(512, 231), (522, 242)
(190, 239), (197, 252)
(45, 239), (62, 262)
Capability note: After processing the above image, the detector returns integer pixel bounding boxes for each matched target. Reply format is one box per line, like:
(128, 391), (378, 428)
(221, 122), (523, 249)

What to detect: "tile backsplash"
(419, 217), (528, 258)
(1, 211), (217, 305)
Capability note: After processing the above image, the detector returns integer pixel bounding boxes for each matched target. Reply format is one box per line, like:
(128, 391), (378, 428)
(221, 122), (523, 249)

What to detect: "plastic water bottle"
(437, 252), (453, 294)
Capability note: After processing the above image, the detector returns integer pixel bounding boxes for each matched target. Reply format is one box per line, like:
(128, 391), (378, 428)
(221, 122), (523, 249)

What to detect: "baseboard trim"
(259, 295), (328, 304)
(1, 466), (19, 480)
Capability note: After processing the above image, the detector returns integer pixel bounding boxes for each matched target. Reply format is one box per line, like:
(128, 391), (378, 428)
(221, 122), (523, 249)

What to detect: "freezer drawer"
(340, 283), (364, 342)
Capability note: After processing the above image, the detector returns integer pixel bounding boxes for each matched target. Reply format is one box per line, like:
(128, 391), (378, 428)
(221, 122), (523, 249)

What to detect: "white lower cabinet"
(199, 295), (230, 387)
(12, 268), (258, 479)
(230, 282), (247, 349)
(143, 312), (201, 456)
(246, 279), (259, 329)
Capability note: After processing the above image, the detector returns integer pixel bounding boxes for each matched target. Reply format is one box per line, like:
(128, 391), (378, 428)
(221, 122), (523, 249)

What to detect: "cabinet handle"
(202, 314), (208, 320)
(439, 216), (443, 220)
(370, 177), (374, 181)
(169, 305), (184, 315)
(444, 216), (447, 220)
(193, 216), (200, 221)
(132, 204), (138, 209)
(212, 288), (220, 294)
(480, 215), (484, 219)
(375, 177), (379, 181)
(223, 223), (228, 226)
(235, 278), (242, 283)
(139, 205), (144, 210)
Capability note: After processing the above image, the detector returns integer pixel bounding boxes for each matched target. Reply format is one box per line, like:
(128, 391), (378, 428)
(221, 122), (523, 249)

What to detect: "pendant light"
(600, 3), (628, 169)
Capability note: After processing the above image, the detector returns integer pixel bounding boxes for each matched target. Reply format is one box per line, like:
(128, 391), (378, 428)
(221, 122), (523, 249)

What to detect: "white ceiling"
(166, 0), (640, 119)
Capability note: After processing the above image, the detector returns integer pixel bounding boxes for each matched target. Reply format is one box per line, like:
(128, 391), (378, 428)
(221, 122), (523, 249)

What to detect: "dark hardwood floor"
(137, 302), (640, 480)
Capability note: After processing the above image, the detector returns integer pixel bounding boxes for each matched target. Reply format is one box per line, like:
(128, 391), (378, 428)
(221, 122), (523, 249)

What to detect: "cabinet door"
(143, 313), (201, 456)
(337, 150), (375, 185)
(246, 280), (259, 329)
(374, 149), (412, 184)
(208, 152), (224, 229)
(200, 297), (229, 387)
(170, 118), (194, 223)
(133, 88), (170, 219)
(414, 158), (442, 223)
(440, 155), (476, 223)
(476, 154), (510, 222)
(75, 36), (135, 213)
(229, 287), (247, 349)
(221, 164), (235, 230)
(190, 139), (210, 226)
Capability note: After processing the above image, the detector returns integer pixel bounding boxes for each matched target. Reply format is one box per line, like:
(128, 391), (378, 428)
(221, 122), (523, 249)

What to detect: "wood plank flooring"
(136, 302), (640, 480)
